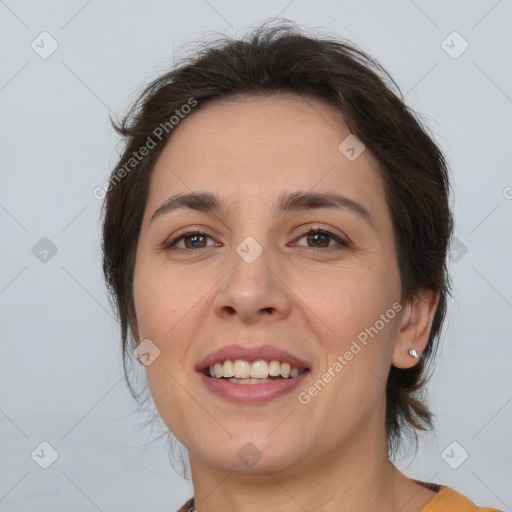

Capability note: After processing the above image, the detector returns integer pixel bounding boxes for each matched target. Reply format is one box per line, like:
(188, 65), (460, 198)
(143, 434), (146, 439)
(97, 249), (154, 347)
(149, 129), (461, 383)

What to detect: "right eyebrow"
(150, 192), (226, 224)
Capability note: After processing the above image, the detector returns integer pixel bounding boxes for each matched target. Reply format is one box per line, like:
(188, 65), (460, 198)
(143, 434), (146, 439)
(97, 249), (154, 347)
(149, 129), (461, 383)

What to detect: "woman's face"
(133, 94), (404, 474)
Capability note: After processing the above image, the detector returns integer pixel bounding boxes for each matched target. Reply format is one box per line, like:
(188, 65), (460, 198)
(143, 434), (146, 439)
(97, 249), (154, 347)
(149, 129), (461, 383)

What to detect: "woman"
(101, 21), (501, 512)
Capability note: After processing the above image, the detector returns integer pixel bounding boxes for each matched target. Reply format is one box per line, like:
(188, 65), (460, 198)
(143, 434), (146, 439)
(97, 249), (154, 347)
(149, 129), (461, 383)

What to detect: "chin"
(198, 435), (305, 474)
(207, 451), (301, 474)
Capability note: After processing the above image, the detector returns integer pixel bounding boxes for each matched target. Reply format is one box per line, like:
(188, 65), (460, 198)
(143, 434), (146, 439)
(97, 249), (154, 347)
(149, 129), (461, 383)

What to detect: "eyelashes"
(162, 227), (349, 252)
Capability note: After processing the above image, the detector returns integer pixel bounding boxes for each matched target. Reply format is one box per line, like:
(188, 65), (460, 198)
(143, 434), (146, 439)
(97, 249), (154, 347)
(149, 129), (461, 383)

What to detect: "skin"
(132, 94), (440, 512)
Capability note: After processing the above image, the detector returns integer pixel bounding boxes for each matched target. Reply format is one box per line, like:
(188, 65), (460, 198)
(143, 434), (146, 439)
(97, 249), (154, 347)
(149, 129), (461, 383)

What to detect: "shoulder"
(422, 486), (503, 512)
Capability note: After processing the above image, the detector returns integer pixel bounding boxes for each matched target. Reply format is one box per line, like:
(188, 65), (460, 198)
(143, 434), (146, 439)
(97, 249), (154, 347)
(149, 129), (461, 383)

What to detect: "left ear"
(392, 288), (440, 369)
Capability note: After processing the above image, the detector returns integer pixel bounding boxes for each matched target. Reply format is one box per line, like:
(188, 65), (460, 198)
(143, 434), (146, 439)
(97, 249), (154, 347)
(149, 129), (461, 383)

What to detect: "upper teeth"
(209, 360), (305, 379)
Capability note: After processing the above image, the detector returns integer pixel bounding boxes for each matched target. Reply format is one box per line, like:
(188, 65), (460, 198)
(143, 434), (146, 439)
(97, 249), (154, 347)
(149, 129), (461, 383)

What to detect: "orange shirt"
(423, 486), (502, 511)
(177, 486), (503, 511)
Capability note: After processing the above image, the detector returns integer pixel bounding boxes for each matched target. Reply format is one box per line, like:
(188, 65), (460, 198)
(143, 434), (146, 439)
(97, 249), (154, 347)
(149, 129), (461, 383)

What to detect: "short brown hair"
(102, 20), (454, 456)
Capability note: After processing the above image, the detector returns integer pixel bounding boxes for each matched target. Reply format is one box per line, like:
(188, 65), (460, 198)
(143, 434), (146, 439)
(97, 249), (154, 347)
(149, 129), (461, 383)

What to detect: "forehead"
(146, 94), (386, 217)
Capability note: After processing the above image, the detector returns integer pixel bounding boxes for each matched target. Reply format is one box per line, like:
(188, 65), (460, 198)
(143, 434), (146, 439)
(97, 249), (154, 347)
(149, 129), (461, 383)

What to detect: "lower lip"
(197, 371), (310, 403)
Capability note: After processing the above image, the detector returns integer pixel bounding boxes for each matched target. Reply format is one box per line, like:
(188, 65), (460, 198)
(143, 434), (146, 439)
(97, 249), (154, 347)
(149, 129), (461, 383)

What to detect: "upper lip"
(196, 344), (311, 371)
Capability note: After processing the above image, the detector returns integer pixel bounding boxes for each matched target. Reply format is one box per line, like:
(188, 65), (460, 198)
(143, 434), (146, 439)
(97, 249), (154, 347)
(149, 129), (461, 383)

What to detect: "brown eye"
(165, 230), (216, 250)
(294, 229), (348, 250)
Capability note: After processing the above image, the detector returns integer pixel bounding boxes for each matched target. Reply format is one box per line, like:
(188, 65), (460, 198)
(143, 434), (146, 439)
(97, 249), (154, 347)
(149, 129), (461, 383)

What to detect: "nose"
(211, 243), (292, 325)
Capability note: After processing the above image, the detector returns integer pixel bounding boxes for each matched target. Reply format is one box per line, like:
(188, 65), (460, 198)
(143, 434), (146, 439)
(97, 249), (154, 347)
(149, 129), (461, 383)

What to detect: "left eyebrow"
(150, 190), (376, 231)
(277, 190), (376, 231)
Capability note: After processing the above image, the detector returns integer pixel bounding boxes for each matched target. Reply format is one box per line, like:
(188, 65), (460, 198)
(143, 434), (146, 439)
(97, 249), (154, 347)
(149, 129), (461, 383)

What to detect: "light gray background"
(1, 1), (511, 510)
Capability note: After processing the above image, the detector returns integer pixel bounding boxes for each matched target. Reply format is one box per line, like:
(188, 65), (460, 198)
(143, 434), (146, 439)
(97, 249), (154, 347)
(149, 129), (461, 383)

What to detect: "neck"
(186, 422), (435, 512)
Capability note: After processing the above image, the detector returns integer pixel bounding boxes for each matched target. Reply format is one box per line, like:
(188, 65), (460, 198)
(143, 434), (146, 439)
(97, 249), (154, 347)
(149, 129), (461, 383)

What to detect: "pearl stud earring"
(409, 349), (418, 358)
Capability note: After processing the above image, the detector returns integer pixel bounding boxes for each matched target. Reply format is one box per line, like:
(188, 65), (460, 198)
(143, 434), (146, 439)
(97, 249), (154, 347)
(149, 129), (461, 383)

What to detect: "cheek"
(295, 266), (396, 341)
(295, 267), (399, 392)
(133, 258), (191, 341)
(296, 271), (397, 424)
(133, 260), (199, 440)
